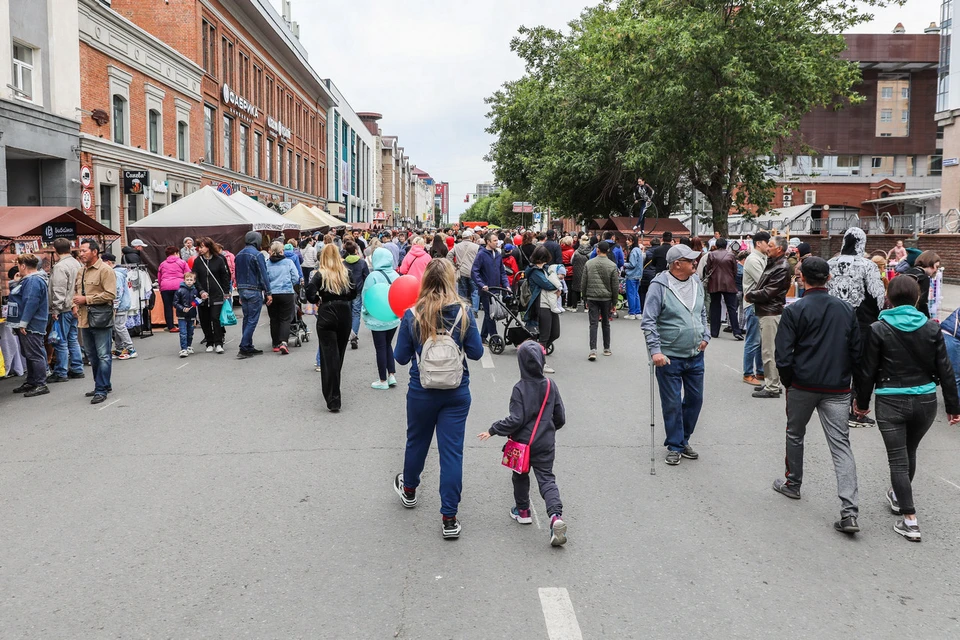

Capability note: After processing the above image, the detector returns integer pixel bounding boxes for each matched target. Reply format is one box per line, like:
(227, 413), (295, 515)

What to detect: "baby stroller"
(485, 286), (554, 356)
(289, 286), (311, 347)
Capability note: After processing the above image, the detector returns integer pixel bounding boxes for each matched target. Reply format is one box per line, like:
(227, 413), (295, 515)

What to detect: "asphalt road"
(2, 308), (959, 639)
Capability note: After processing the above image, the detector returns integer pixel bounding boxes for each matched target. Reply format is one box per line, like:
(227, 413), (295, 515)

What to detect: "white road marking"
(97, 399), (120, 411)
(176, 362), (189, 370)
(539, 588), (583, 640)
(480, 349), (495, 369)
(939, 476), (960, 491)
(722, 363), (741, 375)
(531, 505), (542, 530)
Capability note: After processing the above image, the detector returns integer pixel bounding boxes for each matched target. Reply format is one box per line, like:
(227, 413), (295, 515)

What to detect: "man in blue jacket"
(590, 231), (625, 270)
(8, 253), (50, 396)
(235, 231), (272, 359)
(471, 232), (510, 344)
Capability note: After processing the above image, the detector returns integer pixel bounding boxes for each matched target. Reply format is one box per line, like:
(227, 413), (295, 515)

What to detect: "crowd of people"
(4, 221), (960, 547)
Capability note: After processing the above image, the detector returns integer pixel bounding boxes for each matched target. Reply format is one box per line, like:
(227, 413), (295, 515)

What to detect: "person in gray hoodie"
(478, 340), (568, 546)
(641, 243), (710, 466)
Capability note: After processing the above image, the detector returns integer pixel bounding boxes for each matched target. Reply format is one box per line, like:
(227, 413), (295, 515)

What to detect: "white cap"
(130, 239), (147, 247)
(462, 229), (474, 238)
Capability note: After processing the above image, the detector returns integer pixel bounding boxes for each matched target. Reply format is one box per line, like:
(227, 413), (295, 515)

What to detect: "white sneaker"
(626, 314), (636, 320)
(179, 350), (189, 358)
(187, 346), (195, 354)
(206, 345), (215, 353)
(215, 345), (224, 354)
(315, 365), (322, 372)
(543, 365), (556, 374)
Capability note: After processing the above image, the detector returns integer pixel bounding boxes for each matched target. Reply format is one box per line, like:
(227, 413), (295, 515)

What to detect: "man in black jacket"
(745, 235), (790, 398)
(543, 229), (563, 266)
(648, 231), (673, 274)
(631, 177), (655, 235)
(773, 257), (863, 534)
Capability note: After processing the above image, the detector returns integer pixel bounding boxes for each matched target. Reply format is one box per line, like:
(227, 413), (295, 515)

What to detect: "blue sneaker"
(511, 507), (533, 524)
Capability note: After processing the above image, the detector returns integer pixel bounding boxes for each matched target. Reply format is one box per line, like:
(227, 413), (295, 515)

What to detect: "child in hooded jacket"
(173, 273), (199, 357)
(478, 340), (568, 546)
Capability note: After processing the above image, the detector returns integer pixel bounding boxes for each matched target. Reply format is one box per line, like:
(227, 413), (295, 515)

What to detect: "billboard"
(435, 182), (449, 217)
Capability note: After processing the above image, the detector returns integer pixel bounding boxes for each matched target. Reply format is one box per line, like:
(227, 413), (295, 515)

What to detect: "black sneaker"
(894, 519), (921, 542)
(12, 383), (36, 394)
(350, 337), (359, 350)
(249, 348), (264, 355)
(752, 388), (782, 399)
(665, 450), (681, 465)
(680, 445), (699, 460)
(90, 394), (107, 405)
(236, 350), (253, 359)
(834, 516), (860, 534)
(67, 371), (85, 379)
(442, 516), (462, 539)
(24, 385), (50, 397)
(47, 375), (69, 383)
(886, 489), (901, 515)
(394, 473), (417, 508)
(772, 478), (801, 499)
(848, 412), (875, 428)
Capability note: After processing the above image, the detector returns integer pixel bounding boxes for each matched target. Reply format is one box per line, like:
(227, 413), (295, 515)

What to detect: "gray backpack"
(416, 308), (465, 389)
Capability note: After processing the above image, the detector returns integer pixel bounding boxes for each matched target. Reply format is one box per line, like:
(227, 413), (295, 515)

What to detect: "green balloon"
(363, 283), (398, 322)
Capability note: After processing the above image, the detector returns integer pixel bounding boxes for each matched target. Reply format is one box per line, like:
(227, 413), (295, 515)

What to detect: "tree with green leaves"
(487, 0), (901, 235)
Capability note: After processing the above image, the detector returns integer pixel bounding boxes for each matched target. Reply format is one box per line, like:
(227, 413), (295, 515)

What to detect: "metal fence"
(768, 209), (960, 236)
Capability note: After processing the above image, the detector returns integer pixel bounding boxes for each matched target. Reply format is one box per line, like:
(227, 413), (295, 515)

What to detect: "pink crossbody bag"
(501, 380), (551, 474)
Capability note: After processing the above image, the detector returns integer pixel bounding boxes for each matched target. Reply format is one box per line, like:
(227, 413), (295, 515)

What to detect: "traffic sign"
(80, 165), (93, 188)
(533, 212), (542, 222)
(81, 189), (93, 212)
(217, 182), (233, 195)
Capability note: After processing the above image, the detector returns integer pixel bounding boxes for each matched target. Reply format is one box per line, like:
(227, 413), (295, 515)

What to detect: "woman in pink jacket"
(398, 237), (432, 281)
(157, 246), (190, 331)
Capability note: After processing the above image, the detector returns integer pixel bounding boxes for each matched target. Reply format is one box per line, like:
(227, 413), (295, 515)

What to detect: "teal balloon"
(364, 283), (398, 323)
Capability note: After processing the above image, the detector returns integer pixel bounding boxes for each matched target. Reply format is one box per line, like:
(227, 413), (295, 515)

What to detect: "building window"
(278, 145), (285, 184)
(880, 109), (893, 122)
(930, 155), (943, 176)
(254, 131), (262, 179)
(239, 52), (249, 96)
(254, 66), (263, 108)
(876, 75), (910, 137)
(901, 87), (910, 99)
(99, 184), (113, 225)
(202, 20), (216, 75)
(871, 156), (894, 175)
(221, 37), (233, 85)
(288, 149), (294, 188)
(127, 194), (140, 223)
(204, 105), (215, 163)
(811, 155), (824, 169)
(836, 155), (858, 168)
(907, 155), (917, 176)
(148, 109), (160, 154)
(113, 95), (126, 144)
(177, 121), (187, 161)
(881, 87), (893, 99)
(901, 110), (909, 122)
(222, 115), (233, 170)
(266, 139), (274, 182)
(296, 153), (301, 190)
(239, 124), (248, 174)
(12, 42), (35, 101)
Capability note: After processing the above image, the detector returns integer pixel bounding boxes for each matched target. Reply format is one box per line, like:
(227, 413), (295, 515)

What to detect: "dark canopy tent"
(0, 206), (119, 251)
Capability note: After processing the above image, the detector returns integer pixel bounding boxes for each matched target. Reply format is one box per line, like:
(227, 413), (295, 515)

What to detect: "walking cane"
(648, 354), (657, 476)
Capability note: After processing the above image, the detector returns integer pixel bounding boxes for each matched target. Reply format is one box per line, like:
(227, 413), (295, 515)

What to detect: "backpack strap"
(528, 379), (552, 447)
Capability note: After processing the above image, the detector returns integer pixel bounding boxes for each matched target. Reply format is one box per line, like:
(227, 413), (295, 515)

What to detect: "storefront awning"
(0, 206), (119, 241)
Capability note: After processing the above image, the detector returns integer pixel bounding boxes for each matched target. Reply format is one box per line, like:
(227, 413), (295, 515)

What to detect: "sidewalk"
(939, 282), (959, 320)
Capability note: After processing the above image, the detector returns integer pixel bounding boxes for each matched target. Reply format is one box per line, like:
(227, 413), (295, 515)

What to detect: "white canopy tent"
(311, 206), (347, 229)
(229, 192), (300, 231)
(283, 203), (330, 231)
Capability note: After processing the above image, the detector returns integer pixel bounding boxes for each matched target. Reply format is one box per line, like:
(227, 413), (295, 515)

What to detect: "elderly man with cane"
(641, 244), (710, 466)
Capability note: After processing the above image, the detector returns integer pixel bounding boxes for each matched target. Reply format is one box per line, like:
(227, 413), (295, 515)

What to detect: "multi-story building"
(324, 80), (374, 225)
(773, 31), (941, 228)
(109, 0), (335, 217)
(357, 111), (385, 225)
(937, 0), (960, 213)
(380, 134), (400, 225)
(411, 167), (435, 225)
(1, 0), (81, 207)
(434, 181), (449, 225)
(77, 0), (204, 249)
(476, 181), (497, 199)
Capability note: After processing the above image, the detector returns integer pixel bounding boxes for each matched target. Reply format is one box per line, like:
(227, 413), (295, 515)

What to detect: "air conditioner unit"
(804, 190), (817, 204)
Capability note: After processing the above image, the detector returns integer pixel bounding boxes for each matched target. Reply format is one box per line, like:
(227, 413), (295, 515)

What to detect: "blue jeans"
(403, 385), (472, 517)
(458, 276), (479, 314)
(81, 327), (113, 395)
(944, 331), (960, 393)
(239, 289), (263, 352)
(178, 317), (195, 350)
(351, 297), (362, 336)
(625, 278), (641, 315)
(742, 305), (762, 377)
(53, 311), (84, 377)
(655, 352), (705, 451)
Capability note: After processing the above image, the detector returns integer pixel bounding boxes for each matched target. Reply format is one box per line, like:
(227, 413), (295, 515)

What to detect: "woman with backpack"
(393, 258), (484, 540)
(306, 243), (357, 412)
(363, 247), (401, 389)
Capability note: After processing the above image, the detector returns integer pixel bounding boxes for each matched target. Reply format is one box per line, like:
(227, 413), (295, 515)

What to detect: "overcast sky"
(276, 0), (941, 218)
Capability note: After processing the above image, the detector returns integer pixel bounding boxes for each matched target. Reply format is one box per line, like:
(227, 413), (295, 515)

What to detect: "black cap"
(796, 242), (811, 257)
(800, 256), (830, 283)
(101, 253), (117, 262)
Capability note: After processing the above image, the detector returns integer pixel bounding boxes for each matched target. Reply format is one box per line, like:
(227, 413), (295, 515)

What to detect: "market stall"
(283, 203), (331, 232)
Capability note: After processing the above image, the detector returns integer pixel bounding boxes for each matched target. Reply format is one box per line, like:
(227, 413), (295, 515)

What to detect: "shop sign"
(267, 116), (291, 141)
(374, 211), (386, 220)
(42, 222), (77, 242)
(221, 83), (258, 118)
(151, 179), (168, 194)
(123, 170), (149, 195)
(80, 165), (93, 188)
(81, 189), (93, 212)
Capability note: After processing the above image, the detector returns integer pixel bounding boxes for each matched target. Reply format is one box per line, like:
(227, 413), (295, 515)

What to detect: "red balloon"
(187, 256), (195, 269)
(513, 235), (522, 245)
(388, 275), (420, 317)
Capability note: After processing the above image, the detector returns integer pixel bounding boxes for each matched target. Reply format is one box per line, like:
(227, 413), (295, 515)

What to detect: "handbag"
(220, 298), (237, 326)
(81, 272), (114, 329)
(501, 379), (552, 474)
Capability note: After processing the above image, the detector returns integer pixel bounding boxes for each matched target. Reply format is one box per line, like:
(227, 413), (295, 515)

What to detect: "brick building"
(78, 0), (204, 252)
(772, 31), (942, 229)
(109, 0), (335, 219)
